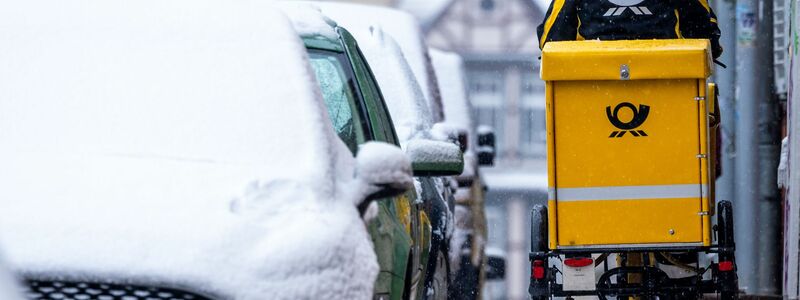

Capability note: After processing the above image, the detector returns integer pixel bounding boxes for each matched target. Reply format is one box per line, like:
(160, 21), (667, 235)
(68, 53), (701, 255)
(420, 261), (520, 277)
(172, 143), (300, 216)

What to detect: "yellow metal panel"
(699, 82), (711, 246)
(557, 198), (702, 246)
(546, 80), (558, 249)
(552, 79), (704, 246)
(554, 80), (700, 188)
(541, 39), (712, 81)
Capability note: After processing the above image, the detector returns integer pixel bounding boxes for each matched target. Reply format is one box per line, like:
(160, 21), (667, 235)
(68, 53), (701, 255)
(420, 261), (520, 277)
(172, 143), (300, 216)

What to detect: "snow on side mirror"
(405, 139), (464, 177)
(356, 142), (414, 204)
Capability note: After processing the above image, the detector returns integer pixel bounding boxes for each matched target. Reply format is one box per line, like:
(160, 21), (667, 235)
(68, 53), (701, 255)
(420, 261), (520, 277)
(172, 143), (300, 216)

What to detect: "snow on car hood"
(0, 1), (376, 299)
(0, 154), (374, 300)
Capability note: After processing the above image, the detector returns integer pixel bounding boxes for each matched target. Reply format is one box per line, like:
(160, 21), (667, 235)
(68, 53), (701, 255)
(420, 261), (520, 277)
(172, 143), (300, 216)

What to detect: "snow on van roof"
(351, 26), (434, 142)
(309, 2), (444, 120)
(430, 49), (474, 148)
(0, 1), (376, 299)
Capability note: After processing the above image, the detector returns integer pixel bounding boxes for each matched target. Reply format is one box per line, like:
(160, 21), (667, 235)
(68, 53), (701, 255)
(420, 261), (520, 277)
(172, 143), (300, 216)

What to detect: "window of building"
(468, 70), (505, 157)
(519, 73), (546, 157)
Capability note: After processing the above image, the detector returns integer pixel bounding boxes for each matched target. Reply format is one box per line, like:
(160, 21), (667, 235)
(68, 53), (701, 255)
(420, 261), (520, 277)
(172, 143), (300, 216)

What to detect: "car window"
(339, 29), (401, 146)
(308, 49), (368, 154)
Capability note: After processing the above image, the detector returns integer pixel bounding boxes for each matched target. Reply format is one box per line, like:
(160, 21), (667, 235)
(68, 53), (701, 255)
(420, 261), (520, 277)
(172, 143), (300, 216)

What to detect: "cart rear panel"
(542, 40), (714, 249)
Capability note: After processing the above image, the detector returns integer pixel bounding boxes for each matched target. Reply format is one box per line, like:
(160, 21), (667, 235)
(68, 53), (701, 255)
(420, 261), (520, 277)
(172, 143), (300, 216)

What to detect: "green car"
(285, 7), (463, 300)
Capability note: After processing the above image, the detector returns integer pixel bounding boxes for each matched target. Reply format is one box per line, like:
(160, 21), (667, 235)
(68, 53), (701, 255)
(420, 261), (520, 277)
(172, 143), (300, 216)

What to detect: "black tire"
(716, 201), (738, 299)
(531, 204), (548, 253)
(424, 248), (449, 300)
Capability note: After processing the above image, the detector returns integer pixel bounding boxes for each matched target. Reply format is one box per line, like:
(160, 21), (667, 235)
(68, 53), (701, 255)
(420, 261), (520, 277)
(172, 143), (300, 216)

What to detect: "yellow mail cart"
(528, 40), (738, 300)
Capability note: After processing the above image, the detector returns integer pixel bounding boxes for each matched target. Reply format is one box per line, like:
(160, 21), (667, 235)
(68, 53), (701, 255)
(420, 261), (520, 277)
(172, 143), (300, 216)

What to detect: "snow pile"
(351, 26), (434, 142)
(406, 139), (463, 165)
(0, 1), (378, 299)
(277, 2), (339, 41)
(355, 142), (414, 202)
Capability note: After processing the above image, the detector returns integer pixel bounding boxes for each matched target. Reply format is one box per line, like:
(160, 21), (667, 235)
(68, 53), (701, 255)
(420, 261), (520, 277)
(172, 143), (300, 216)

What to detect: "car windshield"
(308, 49), (365, 154)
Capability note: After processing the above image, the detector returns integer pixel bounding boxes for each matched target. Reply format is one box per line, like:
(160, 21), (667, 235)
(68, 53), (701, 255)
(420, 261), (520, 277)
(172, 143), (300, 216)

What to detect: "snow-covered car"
(429, 49), (492, 299)
(279, 4), (464, 300)
(0, 1), (414, 299)
(311, 17), (461, 300)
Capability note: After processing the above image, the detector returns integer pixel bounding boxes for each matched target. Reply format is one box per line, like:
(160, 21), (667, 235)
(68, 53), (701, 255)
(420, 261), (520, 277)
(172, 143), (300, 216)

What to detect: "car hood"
(0, 153), (376, 300)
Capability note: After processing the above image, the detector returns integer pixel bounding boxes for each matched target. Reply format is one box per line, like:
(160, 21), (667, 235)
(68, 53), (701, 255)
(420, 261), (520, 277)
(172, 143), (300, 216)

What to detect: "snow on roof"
(430, 49), (474, 148)
(277, 2), (339, 41)
(309, 2), (444, 121)
(0, 1), (377, 298)
(350, 26), (434, 142)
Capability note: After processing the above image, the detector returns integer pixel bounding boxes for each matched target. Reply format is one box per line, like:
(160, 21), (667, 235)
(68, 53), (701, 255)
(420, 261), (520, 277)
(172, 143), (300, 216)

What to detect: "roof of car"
(347, 26), (434, 144)
(0, 1), (374, 298)
(278, 2), (344, 51)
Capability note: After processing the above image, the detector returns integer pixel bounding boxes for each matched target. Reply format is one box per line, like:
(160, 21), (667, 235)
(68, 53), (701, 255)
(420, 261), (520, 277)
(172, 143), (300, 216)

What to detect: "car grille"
(23, 279), (213, 300)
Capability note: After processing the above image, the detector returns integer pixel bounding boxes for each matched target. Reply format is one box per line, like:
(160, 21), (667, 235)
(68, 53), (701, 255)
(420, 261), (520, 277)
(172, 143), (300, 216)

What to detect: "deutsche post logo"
(604, 0), (652, 16)
(606, 102), (649, 138)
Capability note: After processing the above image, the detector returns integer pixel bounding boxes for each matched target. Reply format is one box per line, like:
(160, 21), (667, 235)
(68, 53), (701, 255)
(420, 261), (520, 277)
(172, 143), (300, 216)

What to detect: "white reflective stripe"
(613, 7), (626, 15)
(557, 242), (704, 250)
(603, 7), (617, 16)
(629, 6), (643, 15)
(639, 6), (652, 14)
(553, 184), (708, 202)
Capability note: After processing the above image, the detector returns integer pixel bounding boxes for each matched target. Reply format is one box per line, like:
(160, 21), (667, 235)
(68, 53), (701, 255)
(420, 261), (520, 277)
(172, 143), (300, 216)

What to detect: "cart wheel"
(529, 205), (549, 299)
(716, 201), (738, 299)
(717, 201), (734, 249)
(531, 204), (548, 253)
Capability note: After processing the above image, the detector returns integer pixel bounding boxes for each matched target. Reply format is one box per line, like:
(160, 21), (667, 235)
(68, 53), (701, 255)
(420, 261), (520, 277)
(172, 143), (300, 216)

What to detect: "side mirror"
(405, 139), (464, 177)
(356, 142), (414, 203)
(477, 126), (495, 166)
(485, 253), (506, 280)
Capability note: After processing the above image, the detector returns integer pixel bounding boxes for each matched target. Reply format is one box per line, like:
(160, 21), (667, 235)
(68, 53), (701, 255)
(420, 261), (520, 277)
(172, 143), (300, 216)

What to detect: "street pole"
(713, 0), (736, 215)
(755, 0), (782, 293)
(734, 0), (770, 295)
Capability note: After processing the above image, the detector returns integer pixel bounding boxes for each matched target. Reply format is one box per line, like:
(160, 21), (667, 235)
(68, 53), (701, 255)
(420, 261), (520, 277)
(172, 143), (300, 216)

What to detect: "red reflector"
(564, 257), (594, 268)
(719, 261), (734, 271)
(532, 260), (545, 279)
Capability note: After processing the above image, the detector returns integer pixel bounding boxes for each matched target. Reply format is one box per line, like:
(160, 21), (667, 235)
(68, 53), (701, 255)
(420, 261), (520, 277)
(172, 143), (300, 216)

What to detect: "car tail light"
(564, 257), (594, 268)
(532, 260), (545, 280)
(718, 261), (734, 272)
